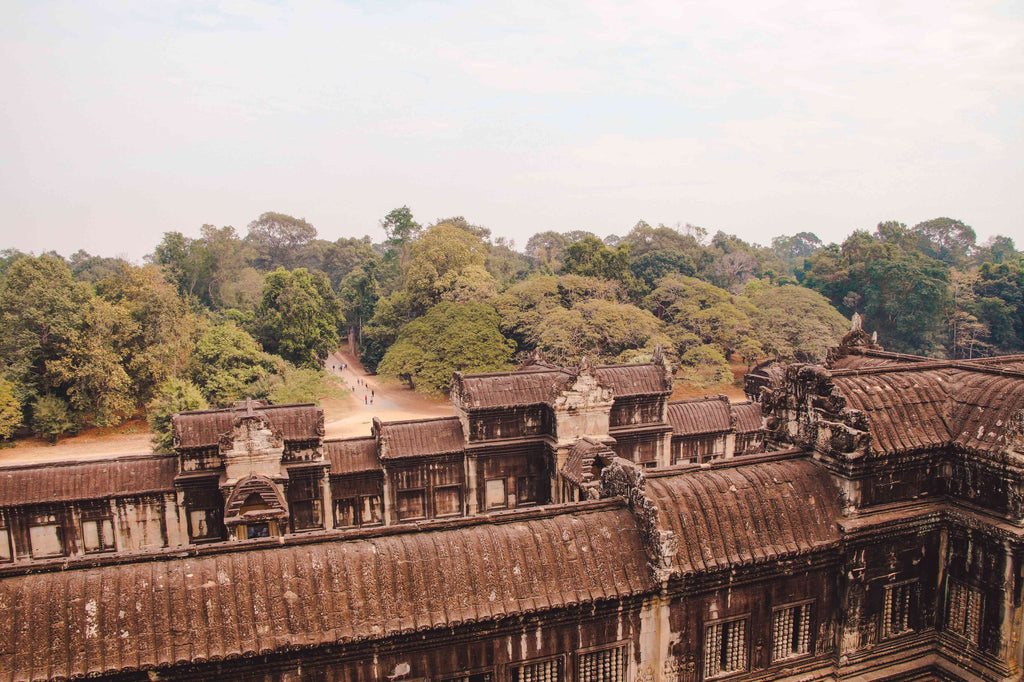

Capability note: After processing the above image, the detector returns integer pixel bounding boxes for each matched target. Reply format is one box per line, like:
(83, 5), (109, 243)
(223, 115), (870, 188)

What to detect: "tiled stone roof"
(0, 504), (653, 680)
(645, 459), (842, 576)
(375, 417), (465, 459)
(0, 454), (177, 507)
(172, 402), (323, 449)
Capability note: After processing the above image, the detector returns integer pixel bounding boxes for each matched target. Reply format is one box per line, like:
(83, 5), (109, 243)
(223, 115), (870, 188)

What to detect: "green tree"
(247, 212), (318, 270)
(524, 231), (570, 271)
(492, 275), (627, 352)
(973, 261), (1024, 353)
(533, 300), (675, 366)
(643, 274), (759, 360)
(339, 260), (381, 348)
(0, 255), (91, 400)
(68, 250), (130, 284)
(95, 264), (200, 404)
(745, 283), (848, 363)
(0, 379), (21, 441)
(630, 250), (696, 294)
(147, 378), (208, 453)
(323, 236), (379, 292)
(257, 268), (342, 368)
(380, 206), (422, 268)
(191, 322), (276, 406)
(31, 395), (75, 443)
(676, 345), (734, 389)
(562, 235), (635, 290)
(912, 217), (976, 268)
(48, 298), (136, 427)
(401, 220), (496, 314)
(804, 224), (951, 354)
(378, 302), (515, 394)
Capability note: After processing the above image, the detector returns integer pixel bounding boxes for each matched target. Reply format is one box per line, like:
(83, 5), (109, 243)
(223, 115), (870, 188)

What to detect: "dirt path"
(322, 351), (453, 439)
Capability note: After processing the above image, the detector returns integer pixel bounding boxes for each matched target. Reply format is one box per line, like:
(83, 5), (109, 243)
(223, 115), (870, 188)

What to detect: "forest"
(1, 209), (1021, 447)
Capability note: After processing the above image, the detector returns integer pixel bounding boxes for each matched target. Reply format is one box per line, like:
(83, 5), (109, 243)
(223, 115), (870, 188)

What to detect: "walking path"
(315, 350), (453, 439)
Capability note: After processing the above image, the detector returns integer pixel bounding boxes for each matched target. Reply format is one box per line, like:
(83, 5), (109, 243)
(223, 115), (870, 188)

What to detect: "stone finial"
(851, 312), (862, 332)
(579, 355), (593, 374)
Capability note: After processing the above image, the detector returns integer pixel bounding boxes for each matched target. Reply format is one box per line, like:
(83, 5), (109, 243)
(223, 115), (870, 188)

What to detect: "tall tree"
(190, 322), (276, 406)
(257, 268), (342, 368)
(247, 212), (318, 270)
(95, 264), (199, 402)
(48, 298), (136, 427)
(745, 282), (848, 363)
(912, 217), (976, 268)
(0, 255), (91, 401)
(377, 302), (515, 394)
(380, 206), (422, 268)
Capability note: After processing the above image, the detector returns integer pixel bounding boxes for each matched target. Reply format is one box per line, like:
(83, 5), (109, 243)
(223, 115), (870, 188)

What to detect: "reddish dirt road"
(322, 350), (453, 439)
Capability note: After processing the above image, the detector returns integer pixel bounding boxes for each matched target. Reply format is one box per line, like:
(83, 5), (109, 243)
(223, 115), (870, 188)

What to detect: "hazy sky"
(2, 0), (1021, 262)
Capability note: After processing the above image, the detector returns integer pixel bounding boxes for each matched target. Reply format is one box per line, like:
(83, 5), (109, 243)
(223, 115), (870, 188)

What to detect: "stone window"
(335, 495), (382, 528)
(704, 617), (748, 678)
(189, 508), (221, 541)
(882, 580), (917, 639)
(516, 476), (537, 505)
(28, 514), (65, 558)
(485, 479), (507, 509)
(0, 518), (11, 562)
(288, 476), (324, 531)
(81, 517), (115, 553)
(186, 487), (223, 542)
(246, 522), (270, 539)
(512, 655), (563, 682)
(396, 489), (426, 521)
(772, 601), (813, 662)
(577, 643), (627, 682)
(433, 485), (462, 517)
(946, 581), (983, 645)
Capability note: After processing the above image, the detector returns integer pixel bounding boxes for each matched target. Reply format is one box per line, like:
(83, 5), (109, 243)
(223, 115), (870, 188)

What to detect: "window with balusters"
(577, 643), (627, 682)
(946, 580), (984, 646)
(771, 601), (813, 662)
(882, 580), (917, 639)
(511, 656), (563, 682)
(704, 617), (748, 678)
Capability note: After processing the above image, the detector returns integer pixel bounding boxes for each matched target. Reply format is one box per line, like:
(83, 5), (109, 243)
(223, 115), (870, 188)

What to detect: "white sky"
(1, 0), (1021, 261)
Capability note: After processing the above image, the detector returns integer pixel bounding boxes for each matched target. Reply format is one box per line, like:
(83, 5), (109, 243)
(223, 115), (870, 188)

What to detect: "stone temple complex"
(1, 333), (1024, 681)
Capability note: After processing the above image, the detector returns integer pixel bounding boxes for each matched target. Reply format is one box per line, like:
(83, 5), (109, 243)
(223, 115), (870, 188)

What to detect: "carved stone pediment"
(220, 414), (286, 483)
(223, 474), (289, 525)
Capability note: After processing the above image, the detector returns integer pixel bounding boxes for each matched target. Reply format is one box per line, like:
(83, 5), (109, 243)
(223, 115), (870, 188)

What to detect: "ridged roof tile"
(666, 398), (731, 436)
(645, 459), (842, 576)
(0, 506), (653, 680)
(377, 417), (465, 459)
(730, 402), (762, 434)
(593, 364), (671, 397)
(0, 454), (177, 507)
(452, 369), (574, 409)
(173, 403), (323, 449)
(325, 438), (381, 474)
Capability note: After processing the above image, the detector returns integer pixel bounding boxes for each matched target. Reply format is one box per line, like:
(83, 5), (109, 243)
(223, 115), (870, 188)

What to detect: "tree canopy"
(377, 302), (515, 394)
